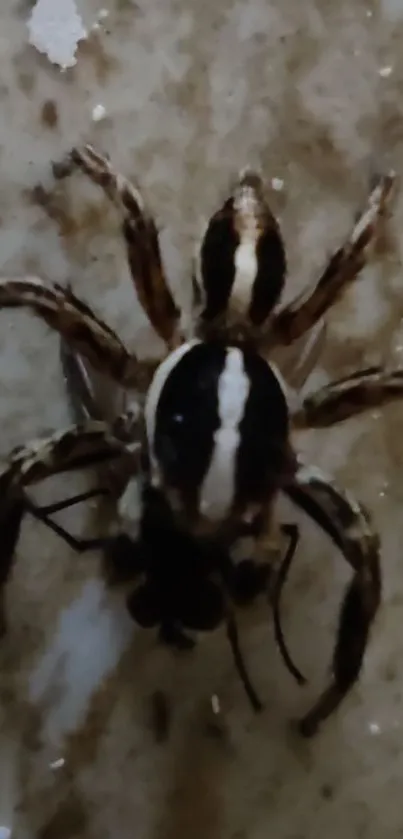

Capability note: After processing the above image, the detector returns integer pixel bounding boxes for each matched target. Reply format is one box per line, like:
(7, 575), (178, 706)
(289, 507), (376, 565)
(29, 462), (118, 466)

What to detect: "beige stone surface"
(1, 0), (403, 836)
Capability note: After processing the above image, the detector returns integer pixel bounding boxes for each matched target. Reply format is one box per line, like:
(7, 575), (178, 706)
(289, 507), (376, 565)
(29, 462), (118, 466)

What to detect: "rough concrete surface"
(1, 0), (403, 836)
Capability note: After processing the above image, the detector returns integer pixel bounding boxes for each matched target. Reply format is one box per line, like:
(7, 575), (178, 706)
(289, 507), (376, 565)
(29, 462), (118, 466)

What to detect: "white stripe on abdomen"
(199, 348), (250, 521)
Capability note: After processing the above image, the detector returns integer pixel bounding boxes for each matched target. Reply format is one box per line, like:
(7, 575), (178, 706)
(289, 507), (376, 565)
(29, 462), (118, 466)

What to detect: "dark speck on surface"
(40, 99), (59, 129)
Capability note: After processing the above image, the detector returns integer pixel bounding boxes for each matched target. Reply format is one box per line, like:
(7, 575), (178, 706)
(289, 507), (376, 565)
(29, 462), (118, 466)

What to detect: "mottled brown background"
(1, 0), (403, 837)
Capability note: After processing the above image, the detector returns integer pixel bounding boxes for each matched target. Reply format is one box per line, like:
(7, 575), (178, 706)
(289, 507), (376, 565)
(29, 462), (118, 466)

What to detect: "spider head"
(143, 338), (293, 539)
(193, 169), (286, 344)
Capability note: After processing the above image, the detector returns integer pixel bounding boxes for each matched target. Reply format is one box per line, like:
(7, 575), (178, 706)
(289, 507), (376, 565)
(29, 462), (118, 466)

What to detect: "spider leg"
(24, 487), (110, 551)
(60, 339), (144, 506)
(53, 144), (182, 350)
(266, 172), (396, 348)
(60, 339), (105, 422)
(60, 339), (144, 440)
(271, 523), (307, 686)
(27, 486), (109, 516)
(0, 419), (137, 493)
(0, 277), (144, 388)
(292, 365), (403, 428)
(24, 496), (108, 553)
(218, 551), (263, 712)
(225, 607), (263, 712)
(0, 421), (138, 629)
(0, 496), (25, 635)
(283, 460), (381, 736)
(273, 318), (327, 392)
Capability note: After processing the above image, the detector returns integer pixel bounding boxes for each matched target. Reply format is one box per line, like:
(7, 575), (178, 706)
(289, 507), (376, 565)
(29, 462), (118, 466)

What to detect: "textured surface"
(2, 0), (403, 836)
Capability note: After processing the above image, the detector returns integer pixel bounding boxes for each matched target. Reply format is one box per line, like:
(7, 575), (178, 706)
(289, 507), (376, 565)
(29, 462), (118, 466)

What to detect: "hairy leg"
(0, 423), (138, 630)
(60, 339), (107, 422)
(273, 318), (327, 392)
(0, 277), (144, 388)
(0, 420), (137, 494)
(53, 144), (182, 350)
(283, 461), (381, 736)
(265, 172), (395, 349)
(292, 366), (403, 428)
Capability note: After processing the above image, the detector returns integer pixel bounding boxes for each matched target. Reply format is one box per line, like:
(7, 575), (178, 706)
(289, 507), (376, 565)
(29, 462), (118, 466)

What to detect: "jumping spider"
(0, 145), (399, 737)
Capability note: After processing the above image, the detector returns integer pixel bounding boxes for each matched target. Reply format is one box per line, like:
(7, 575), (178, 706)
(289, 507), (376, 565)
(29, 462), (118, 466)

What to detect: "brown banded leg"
(53, 144), (182, 350)
(0, 419), (138, 494)
(292, 366), (403, 428)
(272, 319), (327, 392)
(283, 461), (381, 736)
(225, 607), (263, 712)
(60, 339), (107, 422)
(0, 421), (139, 630)
(60, 340), (145, 502)
(265, 172), (396, 349)
(0, 277), (144, 388)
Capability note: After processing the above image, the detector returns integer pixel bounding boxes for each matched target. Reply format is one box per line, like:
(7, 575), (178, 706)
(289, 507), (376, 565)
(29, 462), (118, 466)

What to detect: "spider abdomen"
(145, 340), (291, 531)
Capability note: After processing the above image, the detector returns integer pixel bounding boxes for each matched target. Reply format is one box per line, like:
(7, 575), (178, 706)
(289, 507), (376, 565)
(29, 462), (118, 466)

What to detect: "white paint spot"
(92, 103), (107, 121)
(27, 0), (87, 70)
(211, 694), (221, 715)
(379, 65), (393, 77)
(368, 721), (381, 734)
(366, 9), (373, 16)
(29, 579), (133, 743)
(271, 177), (284, 191)
(199, 348), (250, 521)
(49, 758), (65, 770)
(98, 8), (109, 20)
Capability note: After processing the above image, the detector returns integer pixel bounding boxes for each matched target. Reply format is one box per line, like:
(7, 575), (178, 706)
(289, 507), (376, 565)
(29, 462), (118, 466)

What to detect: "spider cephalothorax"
(0, 145), (399, 736)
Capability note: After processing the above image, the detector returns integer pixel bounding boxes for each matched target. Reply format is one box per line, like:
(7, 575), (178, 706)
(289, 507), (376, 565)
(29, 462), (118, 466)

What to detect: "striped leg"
(0, 277), (142, 388)
(53, 144), (182, 350)
(283, 461), (381, 736)
(0, 419), (139, 631)
(265, 172), (396, 349)
(293, 366), (403, 428)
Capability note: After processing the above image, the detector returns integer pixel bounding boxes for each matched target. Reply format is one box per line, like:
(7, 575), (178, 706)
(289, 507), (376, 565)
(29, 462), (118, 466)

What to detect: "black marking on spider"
(0, 145), (397, 736)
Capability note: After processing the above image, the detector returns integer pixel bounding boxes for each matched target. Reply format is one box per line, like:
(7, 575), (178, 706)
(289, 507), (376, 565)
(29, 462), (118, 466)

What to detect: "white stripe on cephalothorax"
(199, 347), (250, 521)
(144, 340), (200, 486)
(229, 186), (260, 315)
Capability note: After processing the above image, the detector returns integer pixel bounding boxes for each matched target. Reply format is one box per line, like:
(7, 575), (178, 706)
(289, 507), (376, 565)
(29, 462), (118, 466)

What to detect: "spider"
(0, 144), (399, 737)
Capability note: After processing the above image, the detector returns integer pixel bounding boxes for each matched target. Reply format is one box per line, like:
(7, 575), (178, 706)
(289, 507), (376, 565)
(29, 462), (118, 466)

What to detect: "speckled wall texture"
(1, 0), (403, 837)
